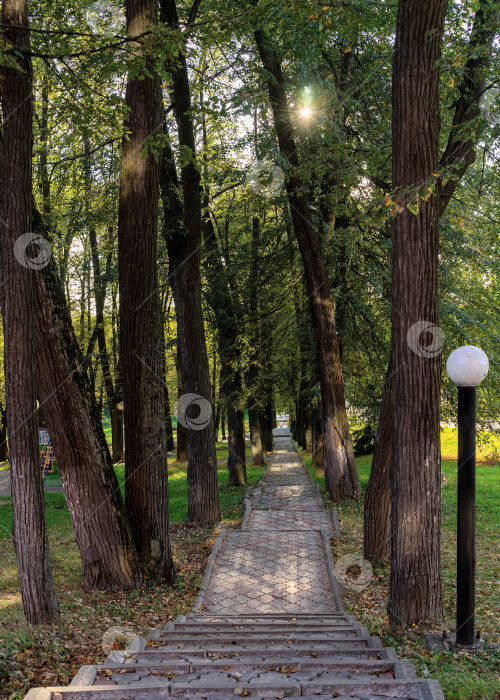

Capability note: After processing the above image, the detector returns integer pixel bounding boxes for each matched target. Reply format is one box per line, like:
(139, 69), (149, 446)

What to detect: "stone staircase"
(25, 426), (444, 700)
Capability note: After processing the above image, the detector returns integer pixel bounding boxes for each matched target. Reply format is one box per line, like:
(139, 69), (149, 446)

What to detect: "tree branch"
(438, 0), (500, 216)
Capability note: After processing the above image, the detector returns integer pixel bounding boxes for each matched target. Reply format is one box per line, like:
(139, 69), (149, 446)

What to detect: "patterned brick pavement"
(244, 509), (334, 532)
(25, 422), (444, 699)
(202, 530), (336, 613)
(202, 429), (338, 613)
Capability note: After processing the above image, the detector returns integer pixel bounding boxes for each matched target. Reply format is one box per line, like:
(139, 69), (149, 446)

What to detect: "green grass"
(298, 446), (500, 700)
(441, 425), (500, 464)
(110, 459), (263, 523)
(0, 449), (264, 698)
(0, 453), (264, 543)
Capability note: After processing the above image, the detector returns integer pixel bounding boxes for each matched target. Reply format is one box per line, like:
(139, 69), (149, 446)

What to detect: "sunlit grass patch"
(298, 445), (500, 700)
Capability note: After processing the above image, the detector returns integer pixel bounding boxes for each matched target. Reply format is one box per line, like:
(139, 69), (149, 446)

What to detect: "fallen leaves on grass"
(0, 524), (215, 699)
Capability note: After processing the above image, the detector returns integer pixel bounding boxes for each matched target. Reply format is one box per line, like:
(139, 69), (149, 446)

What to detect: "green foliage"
(351, 422), (376, 456)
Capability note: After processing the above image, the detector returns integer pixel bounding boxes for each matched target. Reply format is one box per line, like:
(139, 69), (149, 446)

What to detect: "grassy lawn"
(298, 447), (500, 700)
(441, 425), (500, 465)
(0, 451), (265, 698)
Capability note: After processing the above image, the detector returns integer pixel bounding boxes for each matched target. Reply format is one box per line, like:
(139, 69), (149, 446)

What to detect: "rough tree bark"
(247, 216), (265, 466)
(158, 33), (220, 520)
(387, 0), (447, 627)
(32, 209), (142, 590)
(117, 0), (176, 580)
(253, 26), (360, 500)
(0, 399), (8, 462)
(1, 0), (60, 623)
(89, 226), (123, 463)
(200, 111), (246, 486)
(175, 347), (188, 461)
(261, 397), (274, 453)
(364, 358), (393, 563)
(312, 403), (325, 476)
(364, 0), (499, 569)
(160, 324), (175, 454)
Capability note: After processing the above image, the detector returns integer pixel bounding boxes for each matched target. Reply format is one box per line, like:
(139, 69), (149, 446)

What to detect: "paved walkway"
(202, 430), (338, 615)
(0, 468), (64, 497)
(25, 423), (444, 699)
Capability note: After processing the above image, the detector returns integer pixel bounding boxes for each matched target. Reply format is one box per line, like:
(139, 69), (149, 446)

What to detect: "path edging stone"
(320, 528), (344, 612)
(192, 526), (227, 611)
(331, 509), (341, 538)
(241, 487), (254, 530)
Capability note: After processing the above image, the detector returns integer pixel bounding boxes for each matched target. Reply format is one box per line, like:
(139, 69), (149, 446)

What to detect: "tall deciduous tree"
(1, 0), (59, 623)
(118, 0), (176, 580)
(160, 0), (220, 522)
(247, 215), (265, 466)
(253, 25), (361, 500)
(387, 0), (447, 627)
(201, 105), (246, 486)
(33, 208), (143, 591)
(364, 0), (499, 567)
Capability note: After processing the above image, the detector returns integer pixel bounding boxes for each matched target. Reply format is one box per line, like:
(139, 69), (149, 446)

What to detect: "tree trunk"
(261, 398), (274, 452)
(249, 407), (265, 465)
(246, 215), (265, 466)
(160, 299), (175, 453)
(364, 359), (392, 563)
(438, 0), (500, 213)
(221, 364), (246, 486)
(365, 0), (499, 572)
(160, 0), (220, 524)
(221, 411), (226, 441)
(165, 381), (175, 452)
(220, 365), (246, 486)
(88, 225), (123, 463)
(175, 351), (187, 460)
(304, 407), (312, 452)
(214, 405), (221, 440)
(296, 394), (304, 449)
(227, 404), (246, 485)
(33, 208), (143, 590)
(0, 399), (8, 462)
(110, 405), (124, 462)
(0, 0), (60, 624)
(312, 405), (325, 476)
(387, 0), (447, 627)
(200, 82), (246, 488)
(253, 27), (360, 500)
(117, 0), (176, 581)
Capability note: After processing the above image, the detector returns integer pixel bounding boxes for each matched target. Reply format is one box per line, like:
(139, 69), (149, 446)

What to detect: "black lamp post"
(446, 345), (489, 647)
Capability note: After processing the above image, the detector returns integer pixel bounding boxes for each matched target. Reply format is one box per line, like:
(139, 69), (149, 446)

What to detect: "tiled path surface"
(25, 423), (444, 700)
(202, 530), (335, 613)
(202, 430), (338, 615)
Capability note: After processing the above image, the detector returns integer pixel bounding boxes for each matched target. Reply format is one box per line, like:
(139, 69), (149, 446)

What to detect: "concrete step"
(136, 646), (396, 661)
(25, 677), (444, 699)
(162, 623), (359, 634)
(141, 637), (384, 653)
(170, 675), (443, 697)
(149, 630), (369, 644)
(90, 657), (414, 679)
(173, 618), (357, 628)
(183, 613), (352, 621)
(183, 612), (356, 625)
